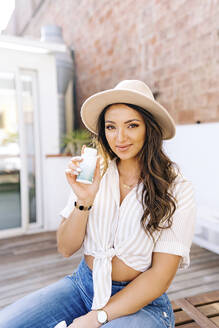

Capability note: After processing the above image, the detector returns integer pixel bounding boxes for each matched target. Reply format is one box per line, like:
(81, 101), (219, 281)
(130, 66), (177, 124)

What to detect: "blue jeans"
(0, 257), (175, 327)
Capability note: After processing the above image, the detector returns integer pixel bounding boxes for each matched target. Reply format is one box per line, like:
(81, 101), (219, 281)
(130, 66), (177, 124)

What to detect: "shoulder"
(171, 171), (196, 211)
(174, 172), (194, 193)
(170, 168), (194, 193)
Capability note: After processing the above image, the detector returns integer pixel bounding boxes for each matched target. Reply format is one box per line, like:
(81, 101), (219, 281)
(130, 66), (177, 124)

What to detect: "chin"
(115, 152), (138, 161)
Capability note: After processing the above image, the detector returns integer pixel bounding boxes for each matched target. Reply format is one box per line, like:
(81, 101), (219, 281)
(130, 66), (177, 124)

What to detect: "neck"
(117, 158), (141, 178)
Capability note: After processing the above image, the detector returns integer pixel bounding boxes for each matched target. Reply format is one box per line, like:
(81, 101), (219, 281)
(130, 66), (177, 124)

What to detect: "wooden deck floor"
(0, 232), (219, 310)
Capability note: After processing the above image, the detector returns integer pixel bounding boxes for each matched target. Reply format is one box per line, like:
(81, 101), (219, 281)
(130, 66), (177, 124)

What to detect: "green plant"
(61, 129), (92, 155)
(2, 132), (19, 145)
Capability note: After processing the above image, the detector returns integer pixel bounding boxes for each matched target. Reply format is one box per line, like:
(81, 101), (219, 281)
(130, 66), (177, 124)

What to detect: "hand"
(65, 145), (101, 204)
(68, 311), (101, 328)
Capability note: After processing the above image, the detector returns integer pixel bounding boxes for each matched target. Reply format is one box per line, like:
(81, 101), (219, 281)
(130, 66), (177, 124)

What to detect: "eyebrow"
(105, 119), (141, 124)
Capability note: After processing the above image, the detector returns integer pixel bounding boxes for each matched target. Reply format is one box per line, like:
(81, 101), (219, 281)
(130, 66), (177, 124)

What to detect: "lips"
(116, 145), (132, 151)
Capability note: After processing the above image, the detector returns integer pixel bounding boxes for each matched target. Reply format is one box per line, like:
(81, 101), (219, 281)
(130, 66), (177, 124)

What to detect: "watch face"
(98, 310), (108, 323)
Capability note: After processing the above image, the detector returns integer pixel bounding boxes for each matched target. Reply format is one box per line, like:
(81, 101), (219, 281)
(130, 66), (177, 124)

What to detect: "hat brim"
(81, 89), (176, 140)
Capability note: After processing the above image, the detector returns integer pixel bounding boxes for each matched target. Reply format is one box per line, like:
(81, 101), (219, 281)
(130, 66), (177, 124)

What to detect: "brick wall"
(6, 0), (219, 125)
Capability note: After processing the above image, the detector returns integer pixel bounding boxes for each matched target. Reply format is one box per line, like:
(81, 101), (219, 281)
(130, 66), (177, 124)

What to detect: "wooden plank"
(0, 250), (71, 268)
(168, 282), (219, 301)
(0, 233), (83, 310)
(0, 248), (59, 264)
(168, 273), (219, 293)
(0, 251), (81, 274)
(0, 264), (78, 296)
(0, 235), (56, 250)
(187, 290), (219, 305)
(190, 254), (219, 265)
(172, 301), (181, 310)
(0, 232), (56, 248)
(172, 301), (219, 325)
(175, 298), (218, 328)
(174, 309), (193, 325)
(168, 248), (219, 301)
(177, 323), (200, 327)
(197, 303), (219, 317)
(0, 278), (61, 309)
(182, 260), (219, 275)
(1, 232), (219, 326)
(211, 317), (219, 326)
(172, 264), (219, 283)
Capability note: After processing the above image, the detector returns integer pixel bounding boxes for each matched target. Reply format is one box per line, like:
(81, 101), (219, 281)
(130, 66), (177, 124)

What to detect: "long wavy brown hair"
(94, 103), (180, 242)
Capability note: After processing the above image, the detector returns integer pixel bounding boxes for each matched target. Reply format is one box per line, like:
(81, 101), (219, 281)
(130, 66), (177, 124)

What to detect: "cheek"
(140, 131), (146, 144)
(134, 128), (146, 144)
(105, 131), (115, 145)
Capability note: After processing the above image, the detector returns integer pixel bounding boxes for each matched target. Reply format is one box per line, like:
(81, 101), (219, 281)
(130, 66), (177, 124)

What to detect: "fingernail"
(73, 170), (79, 175)
(71, 156), (82, 161)
(76, 167), (82, 172)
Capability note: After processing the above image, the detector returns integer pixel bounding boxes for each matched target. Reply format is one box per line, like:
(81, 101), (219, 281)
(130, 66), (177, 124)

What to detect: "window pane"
(0, 72), (21, 230)
(21, 73), (36, 224)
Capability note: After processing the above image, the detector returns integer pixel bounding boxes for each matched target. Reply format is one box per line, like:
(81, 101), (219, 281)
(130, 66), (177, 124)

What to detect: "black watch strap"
(74, 201), (92, 211)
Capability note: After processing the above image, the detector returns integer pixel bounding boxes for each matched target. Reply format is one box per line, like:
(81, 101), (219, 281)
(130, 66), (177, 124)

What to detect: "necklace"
(118, 163), (139, 190)
(122, 183), (137, 190)
(121, 180), (138, 190)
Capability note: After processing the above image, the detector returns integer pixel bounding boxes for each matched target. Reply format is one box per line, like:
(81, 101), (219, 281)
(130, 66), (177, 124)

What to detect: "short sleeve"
(153, 179), (197, 269)
(59, 189), (77, 219)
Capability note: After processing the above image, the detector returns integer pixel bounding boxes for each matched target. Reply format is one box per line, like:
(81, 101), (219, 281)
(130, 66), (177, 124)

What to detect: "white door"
(0, 48), (57, 237)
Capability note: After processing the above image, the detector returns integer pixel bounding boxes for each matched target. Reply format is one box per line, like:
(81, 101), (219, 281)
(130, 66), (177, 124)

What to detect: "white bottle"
(76, 147), (97, 184)
(54, 321), (67, 328)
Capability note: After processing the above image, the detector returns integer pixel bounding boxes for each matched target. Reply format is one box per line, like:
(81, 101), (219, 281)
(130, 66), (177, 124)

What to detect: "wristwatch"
(97, 310), (108, 325)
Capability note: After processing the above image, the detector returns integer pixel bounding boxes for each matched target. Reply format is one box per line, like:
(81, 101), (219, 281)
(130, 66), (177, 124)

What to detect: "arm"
(57, 201), (93, 257)
(69, 179), (195, 327)
(57, 150), (101, 257)
(68, 253), (181, 327)
(104, 179), (196, 318)
(102, 252), (181, 321)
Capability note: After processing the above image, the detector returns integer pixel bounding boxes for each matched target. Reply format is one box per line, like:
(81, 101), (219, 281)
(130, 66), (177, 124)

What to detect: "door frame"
(0, 47), (59, 238)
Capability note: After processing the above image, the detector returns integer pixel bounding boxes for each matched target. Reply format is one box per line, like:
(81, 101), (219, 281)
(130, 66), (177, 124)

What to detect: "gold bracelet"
(74, 201), (92, 211)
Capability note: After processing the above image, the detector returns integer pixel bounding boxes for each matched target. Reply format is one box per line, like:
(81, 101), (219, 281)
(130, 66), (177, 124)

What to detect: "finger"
(65, 169), (78, 180)
(70, 156), (83, 163)
(81, 144), (86, 155)
(68, 163), (82, 172)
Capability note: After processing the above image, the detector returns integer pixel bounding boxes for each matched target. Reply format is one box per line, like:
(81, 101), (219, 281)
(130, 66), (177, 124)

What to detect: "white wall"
(164, 122), (219, 213)
(44, 155), (72, 230)
(45, 122), (219, 230)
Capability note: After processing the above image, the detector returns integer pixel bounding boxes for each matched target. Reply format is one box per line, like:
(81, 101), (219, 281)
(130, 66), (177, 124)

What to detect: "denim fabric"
(0, 257), (175, 327)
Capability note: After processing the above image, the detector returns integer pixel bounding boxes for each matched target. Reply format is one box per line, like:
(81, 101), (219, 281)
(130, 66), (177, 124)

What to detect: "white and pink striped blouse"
(59, 158), (196, 310)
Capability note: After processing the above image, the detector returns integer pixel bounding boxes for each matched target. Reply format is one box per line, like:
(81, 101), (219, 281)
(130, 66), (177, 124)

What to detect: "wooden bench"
(171, 290), (219, 327)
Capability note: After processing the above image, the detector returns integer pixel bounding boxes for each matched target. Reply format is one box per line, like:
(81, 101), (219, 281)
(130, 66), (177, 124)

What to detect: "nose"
(116, 128), (126, 142)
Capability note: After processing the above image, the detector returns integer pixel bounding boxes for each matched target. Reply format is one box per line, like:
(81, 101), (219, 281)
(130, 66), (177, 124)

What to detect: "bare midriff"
(84, 254), (142, 282)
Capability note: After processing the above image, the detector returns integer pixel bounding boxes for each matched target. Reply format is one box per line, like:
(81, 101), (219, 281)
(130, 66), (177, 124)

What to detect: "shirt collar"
(107, 158), (144, 206)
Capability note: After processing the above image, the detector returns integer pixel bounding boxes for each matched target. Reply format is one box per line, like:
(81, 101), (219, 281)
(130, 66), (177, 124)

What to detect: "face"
(104, 104), (146, 161)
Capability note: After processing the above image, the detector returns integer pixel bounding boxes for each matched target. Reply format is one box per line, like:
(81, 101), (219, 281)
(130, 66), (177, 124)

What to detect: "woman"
(0, 80), (196, 328)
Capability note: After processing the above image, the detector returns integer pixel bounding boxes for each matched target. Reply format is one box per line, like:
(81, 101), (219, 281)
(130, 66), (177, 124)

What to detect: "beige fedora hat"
(81, 80), (176, 139)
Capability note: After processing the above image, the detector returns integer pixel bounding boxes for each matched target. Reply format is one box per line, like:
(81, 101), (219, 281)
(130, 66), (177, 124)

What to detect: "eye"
(105, 125), (115, 130)
(128, 123), (139, 128)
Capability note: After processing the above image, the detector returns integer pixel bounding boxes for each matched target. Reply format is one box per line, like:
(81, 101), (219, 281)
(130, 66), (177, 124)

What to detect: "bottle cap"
(84, 147), (97, 156)
(54, 321), (67, 328)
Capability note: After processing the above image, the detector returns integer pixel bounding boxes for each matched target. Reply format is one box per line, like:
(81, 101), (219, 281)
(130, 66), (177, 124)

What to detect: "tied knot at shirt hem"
(88, 247), (117, 260)
(89, 247), (117, 310)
